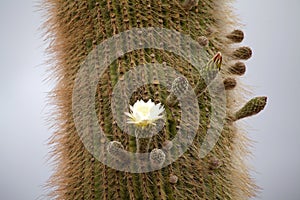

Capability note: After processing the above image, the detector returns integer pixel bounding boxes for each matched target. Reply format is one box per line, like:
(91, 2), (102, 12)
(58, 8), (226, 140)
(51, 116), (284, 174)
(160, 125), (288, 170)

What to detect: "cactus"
(43, 0), (267, 199)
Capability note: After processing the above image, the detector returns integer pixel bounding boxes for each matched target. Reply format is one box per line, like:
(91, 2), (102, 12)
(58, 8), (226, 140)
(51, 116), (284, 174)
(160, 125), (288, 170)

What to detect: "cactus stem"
(146, 137), (153, 153)
(42, 0), (267, 198)
(135, 129), (141, 153)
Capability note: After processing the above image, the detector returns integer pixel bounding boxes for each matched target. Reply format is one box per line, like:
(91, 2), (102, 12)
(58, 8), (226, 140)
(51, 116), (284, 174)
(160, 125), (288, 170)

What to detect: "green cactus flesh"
(43, 0), (267, 199)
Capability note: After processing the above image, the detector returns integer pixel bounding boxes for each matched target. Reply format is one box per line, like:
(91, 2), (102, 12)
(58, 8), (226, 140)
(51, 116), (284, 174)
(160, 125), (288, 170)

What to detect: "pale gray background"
(0, 0), (299, 199)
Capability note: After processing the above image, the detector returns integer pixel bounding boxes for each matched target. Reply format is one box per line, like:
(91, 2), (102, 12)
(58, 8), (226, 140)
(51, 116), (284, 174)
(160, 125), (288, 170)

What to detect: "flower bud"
(227, 29), (244, 43)
(233, 46), (252, 60)
(224, 78), (237, 90)
(234, 96), (267, 121)
(197, 36), (209, 47)
(150, 148), (166, 167)
(182, 0), (199, 11)
(229, 62), (246, 76)
(107, 141), (124, 157)
(169, 174), (178, 184)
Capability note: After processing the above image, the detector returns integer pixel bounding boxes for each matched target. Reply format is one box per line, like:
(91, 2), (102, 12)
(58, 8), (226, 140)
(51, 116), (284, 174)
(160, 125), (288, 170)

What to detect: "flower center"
(136, 106), (150, 116)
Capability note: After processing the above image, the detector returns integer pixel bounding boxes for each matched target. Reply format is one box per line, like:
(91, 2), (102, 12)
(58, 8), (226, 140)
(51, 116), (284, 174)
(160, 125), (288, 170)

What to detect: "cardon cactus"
(43, 0), (267, 199)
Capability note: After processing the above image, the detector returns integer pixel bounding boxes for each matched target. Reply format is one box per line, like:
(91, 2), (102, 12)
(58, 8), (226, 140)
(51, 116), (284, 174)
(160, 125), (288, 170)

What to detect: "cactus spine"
(43, 0), (267, 199)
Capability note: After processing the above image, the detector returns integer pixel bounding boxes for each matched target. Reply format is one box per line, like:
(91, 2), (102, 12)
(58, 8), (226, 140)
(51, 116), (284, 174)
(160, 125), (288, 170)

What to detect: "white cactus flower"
(125, 99), (165, 127)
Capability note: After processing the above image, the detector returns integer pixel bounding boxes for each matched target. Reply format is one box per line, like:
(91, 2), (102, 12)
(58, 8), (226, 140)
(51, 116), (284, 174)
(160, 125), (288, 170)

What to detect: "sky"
(0, 0), (299, 200)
